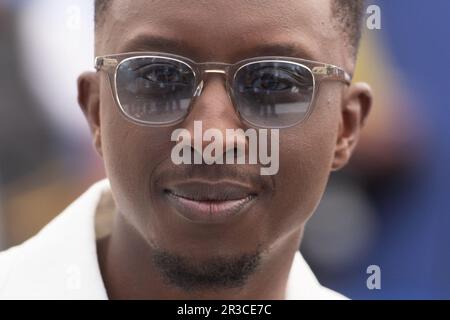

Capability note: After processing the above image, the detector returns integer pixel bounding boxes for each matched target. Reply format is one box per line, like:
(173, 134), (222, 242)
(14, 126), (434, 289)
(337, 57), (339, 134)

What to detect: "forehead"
(99, 0), (344, 64)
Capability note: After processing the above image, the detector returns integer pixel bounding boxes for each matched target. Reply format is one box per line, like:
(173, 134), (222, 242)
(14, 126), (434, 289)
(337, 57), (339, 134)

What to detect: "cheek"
(99, 91), (173, 228)
(268, 90), (340, 235)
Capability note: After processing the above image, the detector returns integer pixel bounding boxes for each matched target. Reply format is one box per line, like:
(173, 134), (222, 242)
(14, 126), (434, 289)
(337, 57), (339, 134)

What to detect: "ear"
(77, 71), (103, 157)
(332, 82), (373, 171)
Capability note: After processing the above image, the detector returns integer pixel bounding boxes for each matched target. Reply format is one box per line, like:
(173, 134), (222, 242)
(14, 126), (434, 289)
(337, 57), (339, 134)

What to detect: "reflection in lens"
(234, 61), (314, 128)
(116, 57), (196, 124)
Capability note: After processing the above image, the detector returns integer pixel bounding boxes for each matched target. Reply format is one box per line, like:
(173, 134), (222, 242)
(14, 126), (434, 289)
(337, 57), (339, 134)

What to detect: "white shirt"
(0, 179), (347, 300)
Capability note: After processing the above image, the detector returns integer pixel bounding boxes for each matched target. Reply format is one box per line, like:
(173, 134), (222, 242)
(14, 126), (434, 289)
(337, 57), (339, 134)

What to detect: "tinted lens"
(115, 56), (196, 124)
(233, 61), (314, 128)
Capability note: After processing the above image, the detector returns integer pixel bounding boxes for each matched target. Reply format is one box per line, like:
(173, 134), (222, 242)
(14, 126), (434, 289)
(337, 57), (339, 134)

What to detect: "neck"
(97, 213), (302, 300)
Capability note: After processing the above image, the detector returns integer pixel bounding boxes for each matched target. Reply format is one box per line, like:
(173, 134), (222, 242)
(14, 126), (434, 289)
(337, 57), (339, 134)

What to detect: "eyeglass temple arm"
(312, 65), (352, 85)
(95, 57), (119, 71)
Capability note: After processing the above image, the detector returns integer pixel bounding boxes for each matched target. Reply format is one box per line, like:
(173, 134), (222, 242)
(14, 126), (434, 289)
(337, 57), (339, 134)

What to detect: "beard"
(151, 246), (262, 292)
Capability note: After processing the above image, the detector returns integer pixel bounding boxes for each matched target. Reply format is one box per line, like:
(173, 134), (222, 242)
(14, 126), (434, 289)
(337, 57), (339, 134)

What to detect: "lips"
(164, 181), (258, 223)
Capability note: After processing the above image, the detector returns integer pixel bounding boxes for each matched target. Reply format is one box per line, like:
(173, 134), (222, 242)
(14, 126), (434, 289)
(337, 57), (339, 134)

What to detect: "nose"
(181, 74), (248, 161)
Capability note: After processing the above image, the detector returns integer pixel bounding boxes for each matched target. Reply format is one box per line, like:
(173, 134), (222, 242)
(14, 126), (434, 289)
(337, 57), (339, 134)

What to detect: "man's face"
(81, 0), (370, 290)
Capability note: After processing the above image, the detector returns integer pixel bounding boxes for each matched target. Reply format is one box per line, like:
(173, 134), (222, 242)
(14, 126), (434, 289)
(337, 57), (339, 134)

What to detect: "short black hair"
(332, 0), (366, 56)
(95, 0), (365, 55)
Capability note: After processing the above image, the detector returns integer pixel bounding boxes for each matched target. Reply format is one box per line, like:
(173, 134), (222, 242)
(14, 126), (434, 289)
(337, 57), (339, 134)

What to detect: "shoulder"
(315, 285), (349, 300)
(287, 251), (350, 300)
(0, 243), (23, 294)
(0, 235), (40, 298)
(0, 179), (110, 299)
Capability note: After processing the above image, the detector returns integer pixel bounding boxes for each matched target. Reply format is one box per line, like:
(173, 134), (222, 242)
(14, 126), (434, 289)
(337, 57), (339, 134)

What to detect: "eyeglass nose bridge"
(198, 62), (231, 74)
(193, 62), (232, 98)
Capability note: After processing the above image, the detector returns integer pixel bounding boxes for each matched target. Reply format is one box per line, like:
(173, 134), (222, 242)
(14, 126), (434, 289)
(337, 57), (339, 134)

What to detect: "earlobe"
(77, 71), (103, 157)
(331, 82), (373, 171)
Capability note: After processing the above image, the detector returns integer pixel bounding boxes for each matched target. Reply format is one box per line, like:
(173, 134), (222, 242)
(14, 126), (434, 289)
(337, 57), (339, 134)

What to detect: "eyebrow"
(241, 42), (316, 61)
(120, 34), (197, 58)
(120, 34), (316, 62)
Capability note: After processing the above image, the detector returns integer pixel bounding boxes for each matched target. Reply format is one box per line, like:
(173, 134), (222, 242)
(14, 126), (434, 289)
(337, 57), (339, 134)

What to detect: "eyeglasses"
(95, 52), (352, 129)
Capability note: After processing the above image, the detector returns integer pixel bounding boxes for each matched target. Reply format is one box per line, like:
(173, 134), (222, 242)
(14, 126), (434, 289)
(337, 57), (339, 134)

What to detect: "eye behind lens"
(114, 56), (197, 125)
(233, 61), (315, 128)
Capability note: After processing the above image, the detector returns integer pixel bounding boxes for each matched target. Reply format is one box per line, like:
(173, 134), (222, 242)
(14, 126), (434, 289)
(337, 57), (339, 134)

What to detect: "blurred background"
(0, 0), (449, 299)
